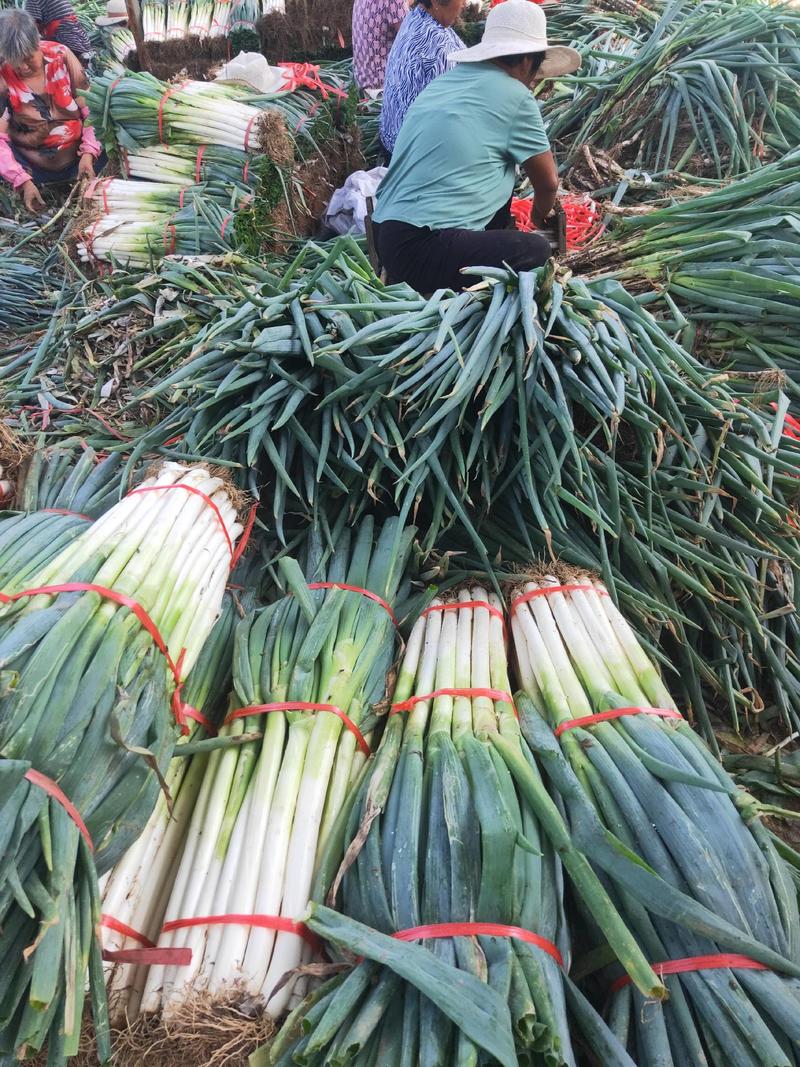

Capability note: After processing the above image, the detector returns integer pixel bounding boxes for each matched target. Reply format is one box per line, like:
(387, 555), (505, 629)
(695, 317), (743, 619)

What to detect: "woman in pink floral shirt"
(352, 0), (408, 90)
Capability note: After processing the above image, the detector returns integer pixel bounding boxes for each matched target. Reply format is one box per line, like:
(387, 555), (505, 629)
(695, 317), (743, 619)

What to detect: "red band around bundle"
(24, 769), (92, 850)
(127, 483), (235, 558)
(390, 688), (517, 717)
(394, 922), (563, 967)
(179, 188), (186, 209)
(231, 503), (257, 568)
(195, 143), (207, 183)
(101, 914), (154, 946)
(511, 584), (608, 614)
(0, 582), (188, 731)
(42, 508), (91, 520)
(157, 83), (185, 144)
(243, 113), (258, 153)
(307, 582), (398, 626)
(278, 62), (347, 100)
(220, 213), (234, 240)
(422, 600), (507, 641)
(99, 913), (193, 964)
(611, 953), (770, 993)
(163, 221), (176, 255)
(181, 705), (216, 734)
(224, 702), (371, 756)
(162, 913), (320, 950)
(554, 706), (683, 737)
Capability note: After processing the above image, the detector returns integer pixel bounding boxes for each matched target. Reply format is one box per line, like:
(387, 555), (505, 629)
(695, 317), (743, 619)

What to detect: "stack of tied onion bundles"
(0, 463), (245, 1063)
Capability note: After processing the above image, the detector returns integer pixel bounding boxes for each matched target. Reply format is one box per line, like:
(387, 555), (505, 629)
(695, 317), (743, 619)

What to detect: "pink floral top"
(352, 0), (408, 90)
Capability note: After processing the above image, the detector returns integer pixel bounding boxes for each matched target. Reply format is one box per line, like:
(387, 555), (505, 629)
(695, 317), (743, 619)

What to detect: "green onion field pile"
(3, 0), (800, 1061)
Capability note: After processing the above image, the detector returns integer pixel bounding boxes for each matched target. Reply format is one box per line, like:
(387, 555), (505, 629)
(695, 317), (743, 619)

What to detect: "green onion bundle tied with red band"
(265, 588), (652, 1067)
(0, 463), (243, 1064)
(128, 516), (414, 1031)
(510, 575), (800, 1066)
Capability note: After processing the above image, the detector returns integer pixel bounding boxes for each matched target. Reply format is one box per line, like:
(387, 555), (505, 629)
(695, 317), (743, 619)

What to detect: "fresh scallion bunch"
(12, 439), (140, 519)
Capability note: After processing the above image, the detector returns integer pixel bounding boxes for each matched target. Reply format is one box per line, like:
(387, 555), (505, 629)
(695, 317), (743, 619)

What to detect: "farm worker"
(379, 0), (467, 161)
(0, 9), (104, 214)
(24, 0), (92, 65)
(352, 0), (408, 93)
(371, 0), (580, 293)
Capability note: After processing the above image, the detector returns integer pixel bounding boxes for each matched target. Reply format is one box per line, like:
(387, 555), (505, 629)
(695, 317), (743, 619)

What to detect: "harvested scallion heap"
(137, 517), (413, 1025)
(0, 463), (241, 1063)
(511, 575), (800, 1066)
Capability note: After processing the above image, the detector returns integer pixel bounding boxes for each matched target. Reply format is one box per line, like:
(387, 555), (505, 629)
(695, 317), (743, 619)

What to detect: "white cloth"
(324, 167), (387, 236)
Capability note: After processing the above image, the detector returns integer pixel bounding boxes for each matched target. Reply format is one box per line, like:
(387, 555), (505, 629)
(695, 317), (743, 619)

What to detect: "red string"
(127, 483), (235, 558)
(390, 688), (517, 717)
(179, 187), (185, 209)
(163, 221), (177, 255)
(511, 584), (608, 614)
(157, 84), (185, 144)
(0, 583), (188, 731)
(181, 705), (217, 733)
(422, 600), (507, 641)
(278, 62), (347, 100)
(611, 954), (770, 993)
(42, 508), (91, 520)
(243, 113), (258, 152)
(162, 914), (320, 950)
(24, 769), (92, 850)
(220, 213), (234, 240)
(224, 702), (371, 757)
(195, 143), (206, 183)
(101, 914), (155, 947)
(554, 706), (683, 737)
(230, 503), (257, 568)
(394, 922), (563, 966)
(307, 581), (398, 627)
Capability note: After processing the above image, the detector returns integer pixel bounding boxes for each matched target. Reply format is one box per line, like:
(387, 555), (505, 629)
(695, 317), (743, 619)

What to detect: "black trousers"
(373, 201), (551, 293)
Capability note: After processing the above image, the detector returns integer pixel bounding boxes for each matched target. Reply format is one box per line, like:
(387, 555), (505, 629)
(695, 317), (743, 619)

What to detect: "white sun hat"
(96, 0), (128, 26)
(448, 0), (581, 79)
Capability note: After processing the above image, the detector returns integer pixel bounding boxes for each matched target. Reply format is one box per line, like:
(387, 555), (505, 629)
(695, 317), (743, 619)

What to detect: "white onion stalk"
(166, 0), (190, 37)
(142, 0), (166, 41)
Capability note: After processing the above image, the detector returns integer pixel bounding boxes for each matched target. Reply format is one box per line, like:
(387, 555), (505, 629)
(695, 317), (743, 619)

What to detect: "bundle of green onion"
(511, 575), (800, 1065)
(266, 587), (653, 1066)
(101, 575), (248, 1023)
(123, 144), (254, 191)
(142, 0), (165, 40)
(135, 516), (413, 1027)
(545, 0), (800, 177)
(0, 463), (242, 1062)
(0, 510), (89, 591)
(165, 0), (190, 37)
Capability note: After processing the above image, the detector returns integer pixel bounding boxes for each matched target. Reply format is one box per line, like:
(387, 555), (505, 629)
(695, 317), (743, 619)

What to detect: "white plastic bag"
(323, 167), (388, 236)
(215, 52), (286, 94)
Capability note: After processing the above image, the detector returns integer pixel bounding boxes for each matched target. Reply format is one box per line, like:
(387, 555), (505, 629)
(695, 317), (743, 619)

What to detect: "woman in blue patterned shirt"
(379, 0), (466, 159)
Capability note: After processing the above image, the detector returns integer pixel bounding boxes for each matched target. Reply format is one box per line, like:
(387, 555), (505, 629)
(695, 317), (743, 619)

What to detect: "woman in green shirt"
(372, 0), (579, 292)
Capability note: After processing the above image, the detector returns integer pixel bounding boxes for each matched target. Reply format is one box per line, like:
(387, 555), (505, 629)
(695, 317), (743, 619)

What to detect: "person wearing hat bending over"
(372, 0), (580, 293)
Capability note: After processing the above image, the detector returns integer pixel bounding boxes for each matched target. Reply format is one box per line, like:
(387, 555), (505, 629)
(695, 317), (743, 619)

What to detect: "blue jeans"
(11, 144), (107, 185)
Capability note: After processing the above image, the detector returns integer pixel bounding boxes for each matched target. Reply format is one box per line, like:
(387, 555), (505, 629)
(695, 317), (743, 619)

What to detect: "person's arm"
(63, 46), (101, 179)
(523, 150), (559, 227)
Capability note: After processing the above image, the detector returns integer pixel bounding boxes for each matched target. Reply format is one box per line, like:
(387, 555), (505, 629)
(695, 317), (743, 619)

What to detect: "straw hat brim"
(448, 42), (581, 78)
(95, 14), (127, 25)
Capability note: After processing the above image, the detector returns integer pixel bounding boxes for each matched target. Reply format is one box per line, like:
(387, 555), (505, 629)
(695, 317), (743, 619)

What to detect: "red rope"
(511, 584), (608, 614)
(394, 922), (563, 966)
(243, 113), (258, 153)
(554, 706), (683, 737)
(224, 702), (371, 756)
(157, 84), (185, 144)
(611, 954), (770, 993)
(195, 143), (207, 183)
(230, 503), (257, 568)
(181, 705), (216, 733)
(101, 914), (155, 947)
(422, 600), (507, 641)
(127, 483), (235, 558)
(162, 913), (320, 950)
(391, 687), (517, 718)
(220, 212), (234, 240)
(25, 769), (92, 850)
(42, 508), (91, 520)
(307, 581), (398, 627)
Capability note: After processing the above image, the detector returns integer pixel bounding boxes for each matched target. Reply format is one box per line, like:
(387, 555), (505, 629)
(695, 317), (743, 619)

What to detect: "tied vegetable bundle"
(100, 575), (247, 1023)
(267, 589), (653, 1067)
(0, 463), (242, 1064)
(135, 517), (413, 1029)
(511, 575), (800, 1066)
(545, 0), (800, 177)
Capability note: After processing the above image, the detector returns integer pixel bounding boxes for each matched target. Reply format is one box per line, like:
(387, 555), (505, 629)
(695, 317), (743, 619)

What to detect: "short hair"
(0, 9), (40, 69)
(494, 50), (547, 77)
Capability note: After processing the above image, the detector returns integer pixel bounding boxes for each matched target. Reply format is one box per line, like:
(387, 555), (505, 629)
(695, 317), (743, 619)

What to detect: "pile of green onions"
(123, 144), (254, 190)
(135, 517), (413, 1024)
(142, 0), (166, 41)
(0, 463), (242, 1061)
(511, 576), (800, 1065)
(12, 437), (140, 518)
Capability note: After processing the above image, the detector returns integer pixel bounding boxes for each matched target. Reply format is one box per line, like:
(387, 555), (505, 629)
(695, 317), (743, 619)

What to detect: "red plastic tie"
(224, 702), (370, 756)
(0, 582), (188, 731)
(554, 706), (683, 737)
(307, 581), (397, 626)
(42, 508), (91, 520)
(611, 953), (770, 993)
(157, 83), (184, 144)
(242, 159), (250, 184)
(230, 502), (257, 568)
(179, 187), (185, 209)
(243, 113), (258, 152)
(24, 769), (92, 850)
(394, 922), (563, 966)
(390, 687), (517, 718)
(181, 705), (217, 734)
(98, 913), (194, 964)
(127, 483), (234, 558)
(195, 143), (206, 183)
(163, 914), (320, 950)
(101, 914), (155, 947)
(422, 600), (507, 641)
(220, 212), (234, 240)
(511, 584), (608, 614)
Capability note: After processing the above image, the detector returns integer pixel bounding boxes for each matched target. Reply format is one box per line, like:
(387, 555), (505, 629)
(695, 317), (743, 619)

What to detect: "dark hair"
(494, 50), (547, 77)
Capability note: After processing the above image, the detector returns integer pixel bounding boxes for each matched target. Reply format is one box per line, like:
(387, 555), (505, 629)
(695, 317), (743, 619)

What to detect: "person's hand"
(77, 153), (96, 182)
(532, 200), (559, 229)
(21, 180), (45, 214)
